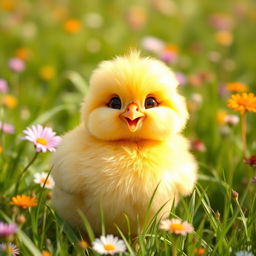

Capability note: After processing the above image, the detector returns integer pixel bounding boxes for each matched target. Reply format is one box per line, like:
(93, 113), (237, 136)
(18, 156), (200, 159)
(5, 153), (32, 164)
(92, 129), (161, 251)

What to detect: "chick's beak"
(120, 103), (145, 132)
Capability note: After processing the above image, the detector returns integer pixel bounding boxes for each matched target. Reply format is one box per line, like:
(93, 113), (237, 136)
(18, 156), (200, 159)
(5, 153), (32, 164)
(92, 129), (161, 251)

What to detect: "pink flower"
(175, 72), (187, 86)
(22, 124), (61, 152)
(0, 121), (15, 134)
(160, 50), (177, 63)
(209, 13), (234, 30)
(8, 58), (25, 72)
(160, 218), (194, 235)
(0, 222), (18, 237)
(0, 79), (8, 93)
(191, 139), (206, 152)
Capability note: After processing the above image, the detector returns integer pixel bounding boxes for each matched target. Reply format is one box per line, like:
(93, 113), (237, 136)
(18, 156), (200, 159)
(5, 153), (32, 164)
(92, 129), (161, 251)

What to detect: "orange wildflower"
(10, 195), (37, 209)
(78, 240), (89, 249)
(126, 6), (147, 30)
(42, 251), (52, 256)
(215, 30), (233, 46)
(0, 145), (2, 153)
(64, 19), (81, 33)
(15, 47), (31, 61)
(0, 0), (15, 11)
(227, 93), (256, 114)
(2, 94), (17, 108)
(194, 247), (206, 255)
(226, 82), (248, 92)
(164, 44), (179, 53)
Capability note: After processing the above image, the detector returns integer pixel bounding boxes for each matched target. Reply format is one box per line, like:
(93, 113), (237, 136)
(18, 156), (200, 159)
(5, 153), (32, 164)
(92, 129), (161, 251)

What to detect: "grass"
(0, 0), (256, 255)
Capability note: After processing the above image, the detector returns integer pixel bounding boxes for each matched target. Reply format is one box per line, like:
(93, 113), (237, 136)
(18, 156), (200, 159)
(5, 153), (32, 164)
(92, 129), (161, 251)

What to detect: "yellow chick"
(52, 51), (197, 234)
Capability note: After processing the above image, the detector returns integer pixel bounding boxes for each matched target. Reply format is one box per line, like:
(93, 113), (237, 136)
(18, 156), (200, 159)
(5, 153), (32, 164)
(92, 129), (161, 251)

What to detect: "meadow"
(0, 0), (256, 255)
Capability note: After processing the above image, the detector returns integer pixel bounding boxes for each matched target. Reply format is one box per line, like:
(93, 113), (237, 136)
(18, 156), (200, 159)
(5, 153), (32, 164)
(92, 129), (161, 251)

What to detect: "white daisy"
(159, 218), (194, 235)
(92, 235), (126, 255)
(33, 172), (55, 189)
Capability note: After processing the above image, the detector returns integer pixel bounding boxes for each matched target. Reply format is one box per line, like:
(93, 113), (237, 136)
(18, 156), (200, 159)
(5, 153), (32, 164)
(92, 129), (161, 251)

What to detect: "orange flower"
(64, 19), (81, 33)
(0, 145), (2, 153)
(78, 240), (89, 249)
(15, 47), (31, 61)
(42, 251), (51, 256)
(164, 44), (179, 53)
(2, 94), (17, 108)
(126, 6), (147, 30)
(215, 30), (233, 46)
(0, 0), (15, 11)
(226, 82), (248, 92)
(10, 195), (37, 209)
(194, 247), (206, 255)
(227, 93), (256, 114)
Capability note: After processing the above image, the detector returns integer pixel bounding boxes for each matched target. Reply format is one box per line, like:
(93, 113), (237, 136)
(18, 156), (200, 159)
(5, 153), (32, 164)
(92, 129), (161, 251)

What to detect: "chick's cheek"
(143, 108), (181, 140)
(87, 108), (125, 140)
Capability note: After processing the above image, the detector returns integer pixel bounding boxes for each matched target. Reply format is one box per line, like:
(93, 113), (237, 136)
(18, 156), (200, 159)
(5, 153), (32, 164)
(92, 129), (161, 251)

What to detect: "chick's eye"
(107, 96), (122, 109)
(144, 97), (159, 109)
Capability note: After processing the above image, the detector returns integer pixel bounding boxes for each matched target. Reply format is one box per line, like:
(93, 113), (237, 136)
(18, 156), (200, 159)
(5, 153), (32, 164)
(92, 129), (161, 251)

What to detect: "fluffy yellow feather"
(52, 51), (197, 234)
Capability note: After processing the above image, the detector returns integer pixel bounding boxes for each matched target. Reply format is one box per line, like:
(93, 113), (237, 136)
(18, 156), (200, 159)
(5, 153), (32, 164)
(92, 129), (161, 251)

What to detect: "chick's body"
(52, 52), (197, 234)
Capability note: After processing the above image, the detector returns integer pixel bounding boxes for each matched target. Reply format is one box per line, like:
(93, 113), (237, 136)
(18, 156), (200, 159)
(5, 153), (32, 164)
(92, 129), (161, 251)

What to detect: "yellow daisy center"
(170, 223), (185, 231)
(40, 177), (51, 185)
(104, 244), (115, 251)
(36, 137), (48, 145)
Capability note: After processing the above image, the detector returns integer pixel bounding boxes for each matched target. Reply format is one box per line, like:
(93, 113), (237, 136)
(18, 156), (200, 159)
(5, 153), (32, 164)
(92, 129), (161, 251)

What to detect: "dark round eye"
(107, 96), (122, 109)
(144, 96), (159, 109)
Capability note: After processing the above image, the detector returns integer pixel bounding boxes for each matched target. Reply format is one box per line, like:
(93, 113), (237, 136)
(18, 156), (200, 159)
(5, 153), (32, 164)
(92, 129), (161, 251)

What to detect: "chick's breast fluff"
(52, 51), (197, 234)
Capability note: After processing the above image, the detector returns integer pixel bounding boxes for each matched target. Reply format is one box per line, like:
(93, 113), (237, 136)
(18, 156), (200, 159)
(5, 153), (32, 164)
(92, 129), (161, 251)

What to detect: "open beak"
(120, 103), (145, 132)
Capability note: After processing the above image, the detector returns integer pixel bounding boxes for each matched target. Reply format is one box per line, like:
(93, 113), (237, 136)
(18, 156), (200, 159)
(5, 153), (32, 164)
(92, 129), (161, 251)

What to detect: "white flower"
(235, 251), (254, 256)
(92, 235), (126, 255)
(224, 114), (240, 126)
(140, 36), (164, 54)
(33, 172), (55, 189)
(159, 218), (194, 235)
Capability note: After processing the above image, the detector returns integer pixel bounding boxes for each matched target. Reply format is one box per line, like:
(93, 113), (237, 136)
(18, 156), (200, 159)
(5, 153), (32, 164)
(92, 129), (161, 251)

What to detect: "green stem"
(241, 113), (247, 158)
(14, 151), (40, 194)
(172, 237), (177, 256)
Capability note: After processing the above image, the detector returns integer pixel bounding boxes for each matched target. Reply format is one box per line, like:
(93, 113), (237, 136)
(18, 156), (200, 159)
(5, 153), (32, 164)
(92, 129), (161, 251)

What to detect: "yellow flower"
(39, 65), (56, 81)
(216, 109), (227, 124)
(64, 19), (81, 33)
(15, 47), (31, 61)
(226, 82), (248, 92)
(0, 145), (2, 153)
(227, 93), (256, 114)
(2, 94), (17, 108)
(215, 30), (233, 46)
(10, 195), (37, 209)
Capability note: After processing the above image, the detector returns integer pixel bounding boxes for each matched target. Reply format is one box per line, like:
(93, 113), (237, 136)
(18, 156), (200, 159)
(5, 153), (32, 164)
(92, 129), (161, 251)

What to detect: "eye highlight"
(107, 96), (122, 109)
(144, 96), (159, 109)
